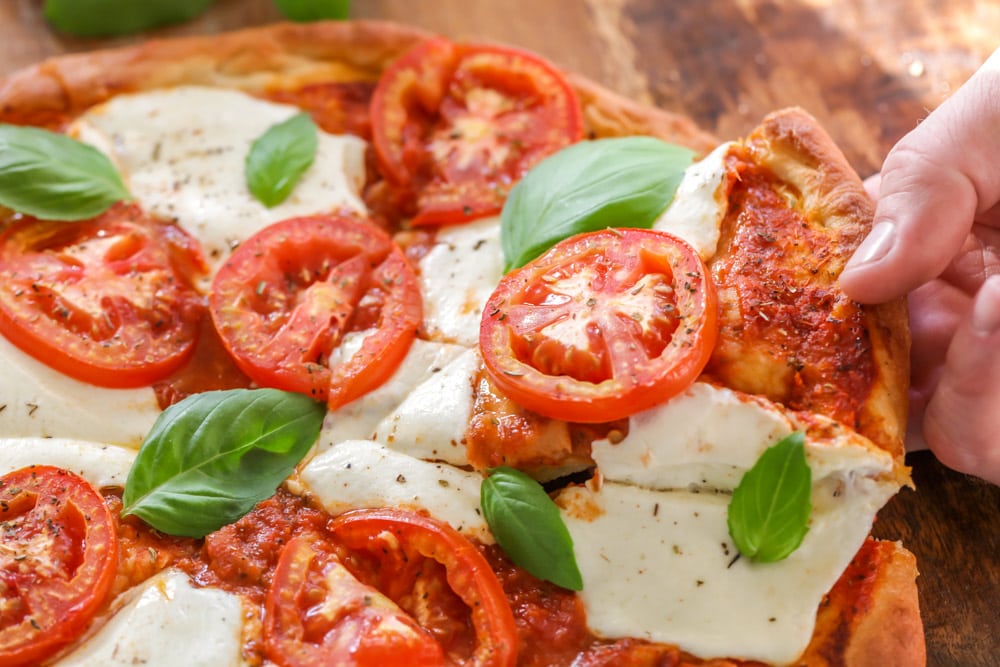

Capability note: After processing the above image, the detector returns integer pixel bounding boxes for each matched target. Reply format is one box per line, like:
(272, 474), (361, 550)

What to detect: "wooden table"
(2, 1), (998, 665)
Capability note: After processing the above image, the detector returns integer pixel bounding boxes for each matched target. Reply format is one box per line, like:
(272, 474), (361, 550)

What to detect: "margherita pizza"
(0, 20), (923, 667)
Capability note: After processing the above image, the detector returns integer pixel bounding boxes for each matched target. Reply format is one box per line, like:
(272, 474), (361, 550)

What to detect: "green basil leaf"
(273, 0), (351, 21)
(43, 0), (215, 37)
(727, 431), (812, 562)
(0, 124), (130, 221)
(122, 388), (325, 538)
(500, 137), (695, 272)
(481, 467), (583, 590)
(245, 113), (319, 208)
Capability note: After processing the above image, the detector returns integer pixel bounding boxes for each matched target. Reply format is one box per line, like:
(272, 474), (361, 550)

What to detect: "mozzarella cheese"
(417, 216), (505, 346)
(0, 335), (159, 448)
(559, 471), (896, 665)
(297, 440), (491, 543)
(0, 437), (136, 489)
(653, 141), (732, 261)
(55, 569), (248, 667)
(566, 382), (900, 664)
(372, 347), (480, 466)
(318, 338), (466, 451)
(71, 86), (368, 281)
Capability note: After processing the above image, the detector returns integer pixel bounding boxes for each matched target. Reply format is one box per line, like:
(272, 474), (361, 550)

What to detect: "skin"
(839, 48), (1000, 484)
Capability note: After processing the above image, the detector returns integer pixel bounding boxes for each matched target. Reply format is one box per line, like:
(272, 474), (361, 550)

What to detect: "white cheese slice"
(559, 470), (897, 665)
(0, 437), (136, 489)
(575, 381), (901, 664)
(298, 440), (491, 543)
(71, 86), (367, 281)
(55, 569), (248, 667)
(372, 347), (479, 466)
(653, 141), (732, 262)
(319, 338), (466, 452)
(417, 216), (504, 346)
(592, 381), (895, 491)
(0, 335), (159, 448)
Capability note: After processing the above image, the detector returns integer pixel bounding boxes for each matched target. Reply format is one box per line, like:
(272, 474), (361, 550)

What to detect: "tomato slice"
(371, 38), (583, 226)
(0, 466), (118, 667)
(264, 535), (446, 667)
(480, 229), (718, 423)
(209, 215), (422, 409)
(0, 203), (205, 387)
(329, 509), (518, 667)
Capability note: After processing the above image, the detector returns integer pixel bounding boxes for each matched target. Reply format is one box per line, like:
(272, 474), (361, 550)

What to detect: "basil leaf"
(727, 431), (812, 562)
(273, 0), (351, 21)
(245, 113), (319, 208)
(0, 124), (130, 221)
(500, 137), (695, 272)
(481, 467), (583, 590)
(122, 388), (325, 538)
(43, 0), (214, 37)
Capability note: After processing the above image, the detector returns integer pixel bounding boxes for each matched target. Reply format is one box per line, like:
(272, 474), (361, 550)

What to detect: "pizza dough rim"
(0, 19), (718, 152)
(0, 19), (919, 666)
(744, 107), (911, 463)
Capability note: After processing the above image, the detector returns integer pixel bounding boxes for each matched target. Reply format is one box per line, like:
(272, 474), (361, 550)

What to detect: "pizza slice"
(0, 21), (922, 666)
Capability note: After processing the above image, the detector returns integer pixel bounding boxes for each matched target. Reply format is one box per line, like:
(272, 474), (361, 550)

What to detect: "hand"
(839, 48), (1000, 484)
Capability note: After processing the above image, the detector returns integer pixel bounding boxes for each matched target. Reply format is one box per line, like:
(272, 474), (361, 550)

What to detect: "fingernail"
(847, 221), (895, 270)
(971, 275), (1000, 334)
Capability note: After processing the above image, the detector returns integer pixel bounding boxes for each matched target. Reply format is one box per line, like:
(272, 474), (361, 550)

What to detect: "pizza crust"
(0, 21), (919, 666)
(742, 107), (911, 461)
(0, 19), (716, 153)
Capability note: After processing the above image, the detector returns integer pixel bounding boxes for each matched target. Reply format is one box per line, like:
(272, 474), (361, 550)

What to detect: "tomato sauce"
(709, 151), (875, 432)
(264, 81), (376, 140)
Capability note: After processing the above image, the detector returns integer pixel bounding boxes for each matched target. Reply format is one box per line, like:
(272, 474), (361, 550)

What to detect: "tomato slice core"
(264, 535), (446, 667)
(330, 509), (519, 667)
(480, 228), (718, 422)
(0, 204), (206, 387)
(209, 215), (422, 409)
(371, 38), (583, 226)
(0, 466), (118, 667)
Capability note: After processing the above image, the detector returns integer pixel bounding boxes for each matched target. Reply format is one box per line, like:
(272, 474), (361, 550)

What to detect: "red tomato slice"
(371, 38), (583, 226)
(209, 215), (422, 409)
(480, 229), (718, 423)
(264, 535), (446, 667)
(0, 203), (206, 387)
(330, 509), (518, 667)
(0, 466), (118, 667)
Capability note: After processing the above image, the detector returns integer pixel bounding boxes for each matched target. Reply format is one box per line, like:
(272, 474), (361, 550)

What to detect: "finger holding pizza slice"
(0, 21), (921, 667)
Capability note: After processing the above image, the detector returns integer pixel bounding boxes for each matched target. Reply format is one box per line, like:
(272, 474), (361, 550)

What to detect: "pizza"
(0, 20), (924, 667)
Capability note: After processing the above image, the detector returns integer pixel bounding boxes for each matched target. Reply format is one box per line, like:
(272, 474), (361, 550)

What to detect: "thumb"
(922, 275), (1000, 484)
(840, 48), (1000, 304)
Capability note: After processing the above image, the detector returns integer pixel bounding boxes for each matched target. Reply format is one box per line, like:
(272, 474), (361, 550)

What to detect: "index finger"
(840, 48), (1000, 304)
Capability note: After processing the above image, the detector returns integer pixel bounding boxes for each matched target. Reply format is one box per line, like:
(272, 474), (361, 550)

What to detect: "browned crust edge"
(0, 24), (918, 667)
(844, 541), (926, 667)
(0, 20), (716, 153)
(747, 107), (911, 464)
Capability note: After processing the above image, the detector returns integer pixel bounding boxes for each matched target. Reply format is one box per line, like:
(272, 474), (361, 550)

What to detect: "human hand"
(839, 48), (1000, 485)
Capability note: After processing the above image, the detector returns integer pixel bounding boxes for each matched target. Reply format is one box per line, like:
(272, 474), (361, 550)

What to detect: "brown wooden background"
(2, 1), (999, 665)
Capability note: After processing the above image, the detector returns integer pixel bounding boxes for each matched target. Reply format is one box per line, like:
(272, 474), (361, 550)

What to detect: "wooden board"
(1, 1), (998, 664)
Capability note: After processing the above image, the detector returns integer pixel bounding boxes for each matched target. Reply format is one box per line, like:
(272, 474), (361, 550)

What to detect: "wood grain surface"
(2, 1), (998, 665)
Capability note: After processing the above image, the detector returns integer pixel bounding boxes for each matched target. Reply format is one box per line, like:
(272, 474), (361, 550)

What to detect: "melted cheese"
(653, 141), (732, 261)
(319, 339), (466, 451)
(0, 437), (136, 489)
(569, 382), (901, 664)
(372, 347), (479, 466)
(55, 570), (248, 667)
(297, 440), (491, 543)
(417, 216), (504, 346)
(0, 335), (159, 448)
(71, 86), (367, 281)
(559, 471), (896, 665)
